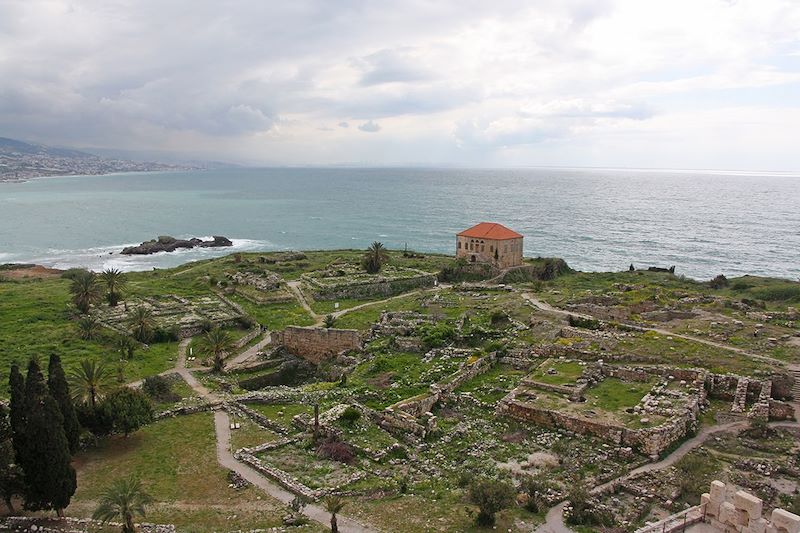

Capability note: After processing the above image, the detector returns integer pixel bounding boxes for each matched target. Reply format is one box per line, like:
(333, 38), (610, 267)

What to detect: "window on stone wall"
(458, 241), (461, 249)
(481, 245), (485, 252)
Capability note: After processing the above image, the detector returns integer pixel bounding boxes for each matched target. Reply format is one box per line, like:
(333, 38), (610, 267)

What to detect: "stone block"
(703, 493), (721, 519)
(710, 480), (727, 502)
(744, 517), (768, 533)
(770, 509), (800, 533)
(735, 490), (763, 522)
(720, 501), (737, 525)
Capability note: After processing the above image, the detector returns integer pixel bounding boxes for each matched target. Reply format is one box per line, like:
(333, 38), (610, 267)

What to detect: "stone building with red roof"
(456, 222), (524, 268)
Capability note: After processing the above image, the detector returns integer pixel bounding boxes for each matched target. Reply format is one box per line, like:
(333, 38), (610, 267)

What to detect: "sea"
(0, 167), (798, 280)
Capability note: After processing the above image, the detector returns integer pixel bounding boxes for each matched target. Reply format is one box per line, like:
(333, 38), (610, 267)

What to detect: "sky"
(1, 0), (799, 170)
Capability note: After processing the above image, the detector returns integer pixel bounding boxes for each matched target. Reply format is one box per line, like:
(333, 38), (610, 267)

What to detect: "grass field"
(69, 413), (318, 532)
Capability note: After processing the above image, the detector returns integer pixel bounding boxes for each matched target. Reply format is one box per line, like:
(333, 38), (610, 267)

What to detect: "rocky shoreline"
(121, 235), (233, 255)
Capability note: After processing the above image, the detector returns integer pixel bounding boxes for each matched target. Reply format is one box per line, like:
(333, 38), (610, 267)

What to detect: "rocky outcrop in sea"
(121, 235), (233, 255)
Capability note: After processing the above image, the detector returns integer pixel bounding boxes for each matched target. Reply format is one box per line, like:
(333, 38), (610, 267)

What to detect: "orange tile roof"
(457, 222), (523, 240)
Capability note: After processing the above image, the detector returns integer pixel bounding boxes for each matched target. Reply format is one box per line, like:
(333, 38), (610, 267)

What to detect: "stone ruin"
(272, 326), (362, 365)
(499, 363), (707, 457)
(636, 481), (800, 533)
(369, 311), (435, 352)
(95, 294), (244, 338)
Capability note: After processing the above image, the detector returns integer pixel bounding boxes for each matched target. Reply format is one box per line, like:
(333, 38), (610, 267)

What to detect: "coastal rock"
(121, 235), (233, 255)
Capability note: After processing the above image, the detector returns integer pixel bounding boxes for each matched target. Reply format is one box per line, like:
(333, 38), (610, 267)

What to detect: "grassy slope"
(69, 413), (322, 532)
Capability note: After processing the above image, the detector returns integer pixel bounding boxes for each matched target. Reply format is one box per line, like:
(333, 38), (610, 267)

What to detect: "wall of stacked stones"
(308, 274), (436, 301)
(769, 400), (796, 420)
(273, 326), (362, 364)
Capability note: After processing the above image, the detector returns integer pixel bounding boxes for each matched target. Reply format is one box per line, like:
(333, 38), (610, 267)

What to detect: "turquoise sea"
(0, 167), (798, 280)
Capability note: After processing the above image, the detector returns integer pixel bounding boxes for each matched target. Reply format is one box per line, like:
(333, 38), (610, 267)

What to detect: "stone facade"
(456, 222), (524, 268)
(272, 326), (362, 364)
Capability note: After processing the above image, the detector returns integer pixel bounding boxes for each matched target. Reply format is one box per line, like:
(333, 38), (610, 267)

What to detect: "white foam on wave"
(19, 238), (277, 273)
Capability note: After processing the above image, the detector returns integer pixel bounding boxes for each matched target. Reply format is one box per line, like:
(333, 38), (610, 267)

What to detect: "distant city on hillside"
(0, 137), (200, 182)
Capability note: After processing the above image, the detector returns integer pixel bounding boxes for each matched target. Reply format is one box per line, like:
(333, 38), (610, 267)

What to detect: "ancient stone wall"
(768, 399), (796, 420)
(273, 326), (362, 364)
(307, 273), (436, 301)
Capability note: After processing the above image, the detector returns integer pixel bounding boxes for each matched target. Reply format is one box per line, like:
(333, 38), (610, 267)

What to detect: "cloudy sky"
(1, 0), (799, 170)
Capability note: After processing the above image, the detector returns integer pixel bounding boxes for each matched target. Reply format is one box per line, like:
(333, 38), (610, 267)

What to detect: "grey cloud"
(358, 120), (381, 132)
(339, 122), (350, 128)
(354, 48), (434, 86)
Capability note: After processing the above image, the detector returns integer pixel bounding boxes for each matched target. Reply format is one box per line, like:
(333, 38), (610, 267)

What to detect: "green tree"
(92, 476), (153, 533)
(69, 359), (111, 409)
(323, 314), (336, 328)
(101, 388), (154, 437)
(48, 354), (81, 454)
(199, 327), (235, 372)
(100, 268), (127, 307)
(115, 335), (138, 360)
(8, 363), (26, 462)
(21, 358), (77, 516)
(323, 495), (346, 533)
(128, 307), (155, 343)
(0, 404), (25, 514)
(69, 270), (102, 314)
(468, 478), (514, 527)
(76, 315), (102, 340)
(361, 241), (389, 274)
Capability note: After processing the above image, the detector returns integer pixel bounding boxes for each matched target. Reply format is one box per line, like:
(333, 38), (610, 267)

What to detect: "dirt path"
(286, 280), (321, 322)
(520, 294), (784, 367)
(171, 339), (378, 532)
(225, 332), (272, 370)
(287, 279), (447, 327)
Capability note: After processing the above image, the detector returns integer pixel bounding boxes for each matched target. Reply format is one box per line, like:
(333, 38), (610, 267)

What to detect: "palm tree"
(101, 268), (127, 306)
(323, 314), (336, 328)
(115, 335), (138, 360)
(92, 476), (153, 533)
(323, 495), (346, 533)
(361, 241), (389, 274)
(77, 315), (102, 340)
(198, 327), (235, 372)
(128, 307), (155, 343)
(70, 270), (102, 314)
(69, 359), (111, 409)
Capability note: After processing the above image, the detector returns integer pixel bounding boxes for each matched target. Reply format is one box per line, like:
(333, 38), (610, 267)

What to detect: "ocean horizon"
(1, 166), (798, 280)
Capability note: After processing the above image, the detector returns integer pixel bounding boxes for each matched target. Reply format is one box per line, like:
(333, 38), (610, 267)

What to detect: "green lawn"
(585, 377), (654, 412)
(529, 360), (584, 385)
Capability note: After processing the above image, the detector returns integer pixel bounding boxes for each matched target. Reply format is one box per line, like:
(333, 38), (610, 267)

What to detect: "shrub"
(99, 388), (154, 437)
(61, 268), (90, 281)
(152, 325), (180, 343)
(419, 322), (457, 350)
(750, 284), (800, 302)
(709, 274), (729, 289)
(237, 315), (257, 329)
(468, 478), (515, 526)
(199, 318), (214, 333)
(568, 315), (602, 330)
(564, 484), (614, 527)
(520, 475), (556, 513)
(316, 437), (355, 464)
(142, 375), (179, 403)
(339, 406), (361, 425)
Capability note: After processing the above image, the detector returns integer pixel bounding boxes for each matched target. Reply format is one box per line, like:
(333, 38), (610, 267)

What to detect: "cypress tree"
(22, 358), (77, 516)
(48, 354), (81, 454)
(8, 363), (26, 461)
(0, 404), (24, 514)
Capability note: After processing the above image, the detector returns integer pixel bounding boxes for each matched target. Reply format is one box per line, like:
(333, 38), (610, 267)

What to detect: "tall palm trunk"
(330, 514), (338, 533)
(4, 496), (14, 515)
(124, 511), (136, 533)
